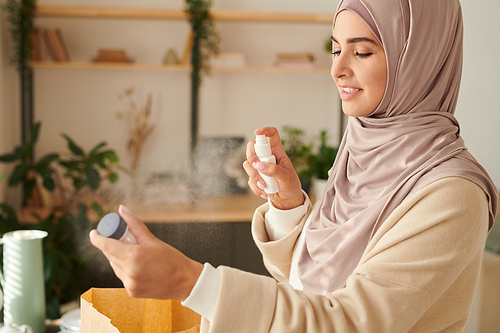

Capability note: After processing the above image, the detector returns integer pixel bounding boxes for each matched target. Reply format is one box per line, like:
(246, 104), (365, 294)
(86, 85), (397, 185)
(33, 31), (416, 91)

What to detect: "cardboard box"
(81, 288), (201, 333)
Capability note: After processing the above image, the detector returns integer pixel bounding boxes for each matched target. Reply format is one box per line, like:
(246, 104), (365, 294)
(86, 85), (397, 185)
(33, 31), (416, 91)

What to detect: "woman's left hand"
(243, 127), (304, 210)
(89, 205), (204, 301)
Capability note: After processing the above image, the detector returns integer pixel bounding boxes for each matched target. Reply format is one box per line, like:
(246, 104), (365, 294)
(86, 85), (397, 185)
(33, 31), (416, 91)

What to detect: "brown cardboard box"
(81, 288), (201, 333)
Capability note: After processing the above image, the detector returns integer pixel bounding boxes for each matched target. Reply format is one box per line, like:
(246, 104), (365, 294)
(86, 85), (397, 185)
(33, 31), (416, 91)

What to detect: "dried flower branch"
(116, 87), (155, 176)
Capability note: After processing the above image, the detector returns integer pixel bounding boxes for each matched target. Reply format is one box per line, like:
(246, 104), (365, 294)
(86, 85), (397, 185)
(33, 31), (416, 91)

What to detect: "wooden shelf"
(30, 61), (331, 73)
(37, 7), (186, 20)
(213, 65), (331, 73)
(33, 7), (333, 73)
(29, 61), (190, 71)
(36, 6), (334, 24)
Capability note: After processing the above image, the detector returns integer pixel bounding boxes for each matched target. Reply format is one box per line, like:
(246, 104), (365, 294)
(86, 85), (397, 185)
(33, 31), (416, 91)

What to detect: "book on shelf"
(92, 49), (132, 63)
(55, 29), (70, 61)
(30, 28), (43, 61)
(181, 32), (194, 66)
(275, 53), (315, 68)
(42, 28), (70, 62)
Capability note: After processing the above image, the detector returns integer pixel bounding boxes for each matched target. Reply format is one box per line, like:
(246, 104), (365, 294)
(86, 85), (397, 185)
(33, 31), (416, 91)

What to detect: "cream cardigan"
(198, 177), (489, 332)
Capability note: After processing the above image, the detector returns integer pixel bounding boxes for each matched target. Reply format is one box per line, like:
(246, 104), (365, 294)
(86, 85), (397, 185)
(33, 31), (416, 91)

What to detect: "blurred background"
(0, 0), (498, 332)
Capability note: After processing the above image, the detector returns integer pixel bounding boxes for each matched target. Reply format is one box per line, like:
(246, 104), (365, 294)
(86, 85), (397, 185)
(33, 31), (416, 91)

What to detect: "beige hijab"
(297, 0), (498, 295)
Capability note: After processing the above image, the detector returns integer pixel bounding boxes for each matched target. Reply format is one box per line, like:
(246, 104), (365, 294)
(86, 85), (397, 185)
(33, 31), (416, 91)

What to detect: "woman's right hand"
(243, 127), (304, 210)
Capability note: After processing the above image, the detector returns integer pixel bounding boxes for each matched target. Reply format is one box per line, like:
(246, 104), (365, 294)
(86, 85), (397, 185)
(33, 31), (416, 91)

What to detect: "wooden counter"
(131, 194), (266, 223)
(18, 194), (266, 224)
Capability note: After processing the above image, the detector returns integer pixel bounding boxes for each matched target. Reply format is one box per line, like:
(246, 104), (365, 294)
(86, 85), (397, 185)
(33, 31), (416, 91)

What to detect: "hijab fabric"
(297, 0), (498, 295)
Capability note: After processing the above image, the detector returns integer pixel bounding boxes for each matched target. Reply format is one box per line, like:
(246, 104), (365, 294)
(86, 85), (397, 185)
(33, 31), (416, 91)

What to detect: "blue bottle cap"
(97, 213), (127, 240)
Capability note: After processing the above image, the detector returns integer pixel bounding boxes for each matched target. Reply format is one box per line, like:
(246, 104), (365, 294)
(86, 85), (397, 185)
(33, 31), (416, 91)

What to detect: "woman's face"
(331, 10), (387, 117)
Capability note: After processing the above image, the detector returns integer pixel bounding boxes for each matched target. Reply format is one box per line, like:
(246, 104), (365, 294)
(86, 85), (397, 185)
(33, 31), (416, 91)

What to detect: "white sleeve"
(182, 193), (310, 322)
(181, 262), (221, 323)
(264, 191), (310, 241)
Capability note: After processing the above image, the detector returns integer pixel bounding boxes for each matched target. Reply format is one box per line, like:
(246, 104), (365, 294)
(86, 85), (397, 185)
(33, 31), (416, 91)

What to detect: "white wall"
(31, 0), (340, 198)
(456, 0), (500, 187)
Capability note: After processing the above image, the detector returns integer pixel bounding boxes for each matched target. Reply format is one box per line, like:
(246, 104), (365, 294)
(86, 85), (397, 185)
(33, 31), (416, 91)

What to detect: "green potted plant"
(185, 0), (220, 201)
(281, 126), (314, 193)
(311, 130), (338, 200)
(312, 130), (338, 180)
(0, 122), (58, 206)
(0, 122), (122, 318)
(3, 0), (37, 144)
(184, 0), (220, 152)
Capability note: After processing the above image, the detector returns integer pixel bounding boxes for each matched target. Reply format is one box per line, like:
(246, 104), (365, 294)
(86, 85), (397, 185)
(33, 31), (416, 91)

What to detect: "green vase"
(0, 230), (47, 333)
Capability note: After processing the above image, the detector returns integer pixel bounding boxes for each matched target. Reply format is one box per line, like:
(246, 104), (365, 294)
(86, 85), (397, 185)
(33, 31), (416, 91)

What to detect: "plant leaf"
(42, 175), (56, 192)
(91, 150), (119, 164)
(77, 202), (88, 217)
(36, 153), (59, 167)
(73, 178), (83, 191)
(23, 179), (35, 202)
(109, 172), (118, 183)
(0, 152), (20, 162)
(92, 202), (104, 216)
(0, 203), (17, 220)
(88, 142), (106, 157)
(20, 142), (34, 159)
(61, 133), (84, 156)
(104, 150), (119, 163)
(44, 248), (55, 282)
(85, 167), (100, 191)
(0, 203), (22, 233)
(8, 164), (30, 186)
(59, 160), (80, 170)
(30, 121), (41, 145)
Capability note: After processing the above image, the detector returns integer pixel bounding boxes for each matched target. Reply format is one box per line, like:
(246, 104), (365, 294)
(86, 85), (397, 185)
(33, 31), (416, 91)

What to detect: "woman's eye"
(332, 51), (341, 57)
(355, 52), (373, 58)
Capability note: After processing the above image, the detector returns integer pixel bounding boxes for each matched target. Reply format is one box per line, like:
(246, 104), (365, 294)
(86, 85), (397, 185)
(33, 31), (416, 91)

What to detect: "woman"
(91, 0), (498, 331)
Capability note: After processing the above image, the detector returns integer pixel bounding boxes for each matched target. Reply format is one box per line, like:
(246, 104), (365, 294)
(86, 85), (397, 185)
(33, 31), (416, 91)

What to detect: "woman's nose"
(331, 54), (352, 79)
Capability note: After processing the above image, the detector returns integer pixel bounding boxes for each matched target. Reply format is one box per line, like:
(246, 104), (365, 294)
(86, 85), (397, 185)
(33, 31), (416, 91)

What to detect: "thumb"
(118, 205), (154, 244)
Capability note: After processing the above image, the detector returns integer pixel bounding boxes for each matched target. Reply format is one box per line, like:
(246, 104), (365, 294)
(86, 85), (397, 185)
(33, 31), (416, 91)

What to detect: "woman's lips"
(339, 87), (363, 100)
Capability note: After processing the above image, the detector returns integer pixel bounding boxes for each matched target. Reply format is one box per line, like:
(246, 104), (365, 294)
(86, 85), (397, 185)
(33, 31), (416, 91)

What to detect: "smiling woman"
(331, 10), (387, 118)
(90, 0), (499, 332)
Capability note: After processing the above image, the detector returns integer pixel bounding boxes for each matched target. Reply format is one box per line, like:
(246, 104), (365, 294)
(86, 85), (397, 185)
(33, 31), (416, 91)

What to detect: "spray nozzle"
(254, 135), (272, 157)
(255, 135), (268, 145)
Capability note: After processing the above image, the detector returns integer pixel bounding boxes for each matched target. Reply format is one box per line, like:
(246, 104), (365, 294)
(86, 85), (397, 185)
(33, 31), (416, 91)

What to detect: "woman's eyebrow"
(331, 36), (378, 45)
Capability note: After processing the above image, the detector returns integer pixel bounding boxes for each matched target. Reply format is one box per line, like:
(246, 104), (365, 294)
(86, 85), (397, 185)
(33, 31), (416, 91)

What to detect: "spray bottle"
(97, 213), (137, 244)
(254, 135), (279, 194)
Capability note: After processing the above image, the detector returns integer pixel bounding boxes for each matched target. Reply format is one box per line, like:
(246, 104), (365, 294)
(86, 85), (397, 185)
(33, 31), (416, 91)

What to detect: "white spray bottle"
(254, 135), (279, 194)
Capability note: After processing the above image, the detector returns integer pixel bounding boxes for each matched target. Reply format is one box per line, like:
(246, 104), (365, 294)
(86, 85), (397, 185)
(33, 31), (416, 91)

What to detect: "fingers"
(118, 205), (154, 244)
(254, 127), (279, 140)
(245, 127), (289, 199)
(90, 229), (118, 253)
(90, 229), (127, 258)
(243, 160), (267, 199)
(90, 206), (154, 256)
(245, 140), (266, 197)
(245, 127), (304, 208)
(254, 127), (288, 161)
(90, 223), (143, 290)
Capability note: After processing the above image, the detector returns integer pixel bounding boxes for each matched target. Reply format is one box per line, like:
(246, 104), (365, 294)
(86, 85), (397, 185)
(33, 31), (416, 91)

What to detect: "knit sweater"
(194, 177), (489, 332)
